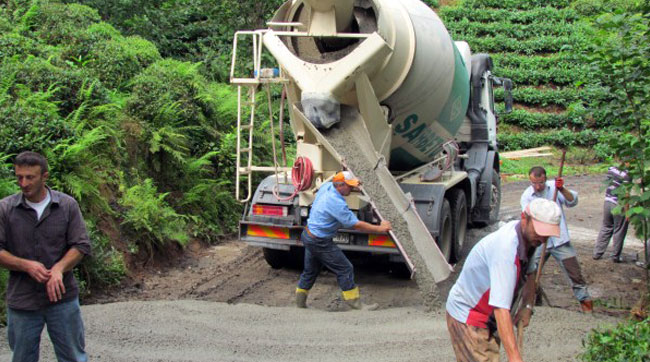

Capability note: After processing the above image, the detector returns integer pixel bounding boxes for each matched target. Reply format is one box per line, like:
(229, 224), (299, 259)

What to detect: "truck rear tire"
(262, 248), (288, 269)
(472, 168), (501, 228)
(448, 189), (468, 263)
(486, 168), (501, 224)
(437, 199), (453, 262)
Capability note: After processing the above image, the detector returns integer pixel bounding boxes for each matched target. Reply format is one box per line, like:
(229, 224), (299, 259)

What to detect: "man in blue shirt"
(296, 171), (391, 310)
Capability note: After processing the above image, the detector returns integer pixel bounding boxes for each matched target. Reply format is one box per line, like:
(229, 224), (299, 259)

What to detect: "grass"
(500, 146), (608, 181)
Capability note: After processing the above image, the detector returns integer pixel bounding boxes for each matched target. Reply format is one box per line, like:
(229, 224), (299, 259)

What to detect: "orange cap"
(332, 171), (360, 187)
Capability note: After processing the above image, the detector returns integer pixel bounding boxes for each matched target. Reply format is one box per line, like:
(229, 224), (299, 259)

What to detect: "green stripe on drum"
(437, 44), (470, 136)
(389, 146), (424, 171)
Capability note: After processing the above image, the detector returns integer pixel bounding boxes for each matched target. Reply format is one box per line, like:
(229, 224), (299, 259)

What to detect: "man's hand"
(23, 260), (51, 283)
(555, 177), (564, 190)
(378, 220), (392, 233)
(514, 305), (533, 328)
(46, 268), (66, 302)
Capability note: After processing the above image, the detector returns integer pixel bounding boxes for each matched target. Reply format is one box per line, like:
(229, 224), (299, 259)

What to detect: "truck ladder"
(230, 30), (289, 202)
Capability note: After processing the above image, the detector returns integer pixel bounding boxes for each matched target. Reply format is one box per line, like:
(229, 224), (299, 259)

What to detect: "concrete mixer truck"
(230, 0), (512, 284)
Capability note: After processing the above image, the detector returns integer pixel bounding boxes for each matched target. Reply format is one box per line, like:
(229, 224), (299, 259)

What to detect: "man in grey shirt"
(520, 166), (592, 313)
(0, 151), (91, 362)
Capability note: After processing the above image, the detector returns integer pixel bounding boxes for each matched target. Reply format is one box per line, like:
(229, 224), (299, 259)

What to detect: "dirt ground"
(0, 174), (645, 361)
(86, 174), (648, 315)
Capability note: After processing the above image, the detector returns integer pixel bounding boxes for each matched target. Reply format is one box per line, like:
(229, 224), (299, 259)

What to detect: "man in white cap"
(446, 198), (562, 362)
(295, 171), (391, 310)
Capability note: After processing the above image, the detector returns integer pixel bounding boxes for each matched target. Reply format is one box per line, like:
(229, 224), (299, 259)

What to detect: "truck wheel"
(472, 168), (501, 228)
(262, 248), (287, 269)
(437, 199), (453, 262)
(448, 189), (468, 263)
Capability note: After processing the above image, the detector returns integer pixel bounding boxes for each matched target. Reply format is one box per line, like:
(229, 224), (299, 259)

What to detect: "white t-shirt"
(446, 221), (525, 329)
(25, 190), (51, 220)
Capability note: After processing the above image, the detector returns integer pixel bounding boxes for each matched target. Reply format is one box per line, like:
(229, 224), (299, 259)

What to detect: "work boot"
(296, 288), (308, 308)
(345, 298), (379, 311)
(580, 300), (593, 313)
(342, 287), (378, 311)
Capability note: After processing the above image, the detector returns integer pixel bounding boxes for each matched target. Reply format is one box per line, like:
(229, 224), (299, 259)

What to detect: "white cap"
(525, 198), (561, 237)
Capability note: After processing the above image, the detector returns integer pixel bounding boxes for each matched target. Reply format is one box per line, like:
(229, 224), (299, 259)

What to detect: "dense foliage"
(579, 2), (650, 360)
(580, 318), (650, 361)
(0, 0), (270, 310)
(64, 0), (285, 82)
(439, 0), (631, 153)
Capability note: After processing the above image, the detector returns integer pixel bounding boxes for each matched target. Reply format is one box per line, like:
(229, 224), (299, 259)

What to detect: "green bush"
(0, 153), (18, 199)
(1, 54), (110, 116)
(498, 128), (604, 150)
(21, 2), (100, 45)
(0, 32), (40, 59)
(78, 222), (126, 292)
(87, 35), (161, 89)
(495, 86), (583, 107)
(0, 63), (72, 155)
(497, 105), (588, 129)
(440, 7), (579, 24)
(463, 0), (571, 10)
(580, 318), (650, 361)
(119, 178), (190, 253)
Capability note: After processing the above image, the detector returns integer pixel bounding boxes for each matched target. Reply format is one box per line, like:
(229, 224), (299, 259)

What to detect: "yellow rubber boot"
(296, 288), (309, 308)
(342, 287), (378, 311)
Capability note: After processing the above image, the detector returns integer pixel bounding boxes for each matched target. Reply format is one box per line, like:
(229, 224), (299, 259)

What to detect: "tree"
(588, 2), (650, 304)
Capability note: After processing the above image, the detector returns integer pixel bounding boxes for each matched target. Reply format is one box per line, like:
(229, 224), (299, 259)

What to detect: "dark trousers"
(594, 201), (629, 260)
(297, 230), (356, 292)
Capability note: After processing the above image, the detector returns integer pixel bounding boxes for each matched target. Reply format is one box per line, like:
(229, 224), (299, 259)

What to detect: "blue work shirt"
(307, 182), (359, 239)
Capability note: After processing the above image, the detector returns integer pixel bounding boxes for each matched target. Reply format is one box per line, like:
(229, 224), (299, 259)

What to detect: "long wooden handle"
(517, 149), (567, 349)
(551, 150), (567, 201)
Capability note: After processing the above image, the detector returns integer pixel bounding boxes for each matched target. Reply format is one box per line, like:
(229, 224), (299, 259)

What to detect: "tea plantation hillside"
(440, 0), (613, 155)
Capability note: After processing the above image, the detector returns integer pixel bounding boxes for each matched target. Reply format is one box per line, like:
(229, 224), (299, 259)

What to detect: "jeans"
(297, 230), (356, 292)
(528, 242), (591, 302)
(7, 298), (87, 362)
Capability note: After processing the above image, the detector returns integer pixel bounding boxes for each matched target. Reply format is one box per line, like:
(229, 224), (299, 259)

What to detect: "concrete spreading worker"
(520, 166), (593, 312)
(446, 198), (562, 362)
(295, 171), (391, 310)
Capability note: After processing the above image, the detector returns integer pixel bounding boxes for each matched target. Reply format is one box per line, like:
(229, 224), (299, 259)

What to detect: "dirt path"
(0, 174), (644, 361)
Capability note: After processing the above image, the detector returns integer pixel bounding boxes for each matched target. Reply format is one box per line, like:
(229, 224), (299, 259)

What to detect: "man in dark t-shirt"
(0, 151), (91, 362)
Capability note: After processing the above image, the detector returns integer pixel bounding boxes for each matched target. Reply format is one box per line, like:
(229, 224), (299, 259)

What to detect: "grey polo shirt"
(0, 188), (92, 310)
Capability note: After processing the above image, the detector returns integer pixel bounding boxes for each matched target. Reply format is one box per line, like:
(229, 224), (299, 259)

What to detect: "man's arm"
(514, 274), (537, 328)
(494, 308), (524, 362)
(354, 220), (391, 233)
(46, 247), (84, 302)
(555, 178), (577, 206)
(0, 250), (51, 283)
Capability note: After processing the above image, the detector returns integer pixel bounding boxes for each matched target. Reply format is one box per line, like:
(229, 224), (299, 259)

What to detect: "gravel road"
(0, 301), (616, 361)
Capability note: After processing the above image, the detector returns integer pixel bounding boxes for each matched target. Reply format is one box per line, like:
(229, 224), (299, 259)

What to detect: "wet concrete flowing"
(322, 108), (445, 309)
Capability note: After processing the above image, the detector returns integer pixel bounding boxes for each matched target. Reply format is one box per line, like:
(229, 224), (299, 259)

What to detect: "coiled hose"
(273, 156), (314, 201)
